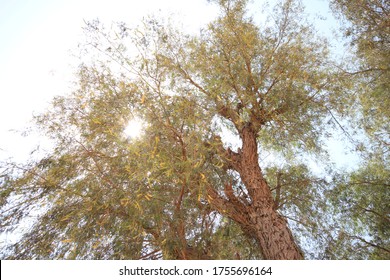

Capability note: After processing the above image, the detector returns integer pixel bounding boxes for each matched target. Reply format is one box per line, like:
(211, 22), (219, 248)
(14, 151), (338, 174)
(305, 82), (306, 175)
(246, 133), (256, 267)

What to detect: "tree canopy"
(327, 0), (389, 259)
(1, 0), (389, 259)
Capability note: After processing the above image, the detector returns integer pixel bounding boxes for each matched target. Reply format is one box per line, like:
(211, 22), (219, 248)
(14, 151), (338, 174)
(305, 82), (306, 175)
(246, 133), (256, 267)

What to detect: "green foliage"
(327, 0), (390, 259)
(181, 0), (336, 157)
(326, 159), (390, 259)
(331, 0), (389, 153)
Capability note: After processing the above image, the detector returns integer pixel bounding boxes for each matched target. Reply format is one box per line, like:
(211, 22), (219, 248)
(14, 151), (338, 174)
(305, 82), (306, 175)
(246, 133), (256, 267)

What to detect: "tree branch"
(350, 235), (390, 254)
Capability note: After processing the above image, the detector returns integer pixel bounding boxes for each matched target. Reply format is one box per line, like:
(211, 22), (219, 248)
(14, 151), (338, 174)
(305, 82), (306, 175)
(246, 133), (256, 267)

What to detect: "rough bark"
(208, 125), (304, 260)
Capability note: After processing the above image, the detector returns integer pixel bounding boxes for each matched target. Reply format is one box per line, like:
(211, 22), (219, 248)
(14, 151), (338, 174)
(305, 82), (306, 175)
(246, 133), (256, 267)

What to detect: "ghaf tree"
(1, 0), (343, 259)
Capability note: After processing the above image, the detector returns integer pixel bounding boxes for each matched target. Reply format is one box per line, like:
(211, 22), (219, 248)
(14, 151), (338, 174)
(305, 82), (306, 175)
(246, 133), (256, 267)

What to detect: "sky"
(0, 0), (359, 167)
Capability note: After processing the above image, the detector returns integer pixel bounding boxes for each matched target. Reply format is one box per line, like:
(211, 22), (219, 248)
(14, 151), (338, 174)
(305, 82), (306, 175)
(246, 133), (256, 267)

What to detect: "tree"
(326, 161), (390, 259)
(1, 0), (346, 259)
(330, 0), (389, 149)
(327, 0), (390, 259)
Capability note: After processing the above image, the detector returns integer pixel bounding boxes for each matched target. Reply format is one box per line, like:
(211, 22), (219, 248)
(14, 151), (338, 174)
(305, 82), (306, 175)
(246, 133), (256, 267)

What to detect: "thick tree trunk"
(240, 126), (303, 259)
(208, 125), (303, 260)
(244, 200), (304, 259)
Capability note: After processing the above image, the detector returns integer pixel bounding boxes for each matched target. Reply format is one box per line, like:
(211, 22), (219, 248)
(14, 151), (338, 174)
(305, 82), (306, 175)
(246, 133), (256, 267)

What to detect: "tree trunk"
(244, 199), (304, 259)
(208, 125), (304, 260)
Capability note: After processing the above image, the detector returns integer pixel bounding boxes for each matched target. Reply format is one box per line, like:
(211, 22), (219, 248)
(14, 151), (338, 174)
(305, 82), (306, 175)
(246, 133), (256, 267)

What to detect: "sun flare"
(124, 118), (144, 139)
